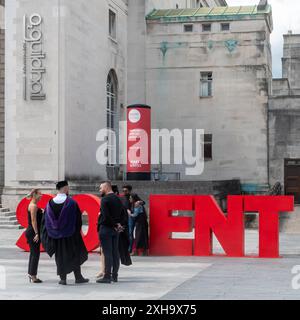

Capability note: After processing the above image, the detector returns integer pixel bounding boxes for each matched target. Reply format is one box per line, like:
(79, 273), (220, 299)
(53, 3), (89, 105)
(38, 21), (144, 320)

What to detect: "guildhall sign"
(23, 13), (46, 101)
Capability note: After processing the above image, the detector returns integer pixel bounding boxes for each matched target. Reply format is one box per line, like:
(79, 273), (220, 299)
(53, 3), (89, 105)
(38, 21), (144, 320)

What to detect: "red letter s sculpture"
(16, 194), (100, 252)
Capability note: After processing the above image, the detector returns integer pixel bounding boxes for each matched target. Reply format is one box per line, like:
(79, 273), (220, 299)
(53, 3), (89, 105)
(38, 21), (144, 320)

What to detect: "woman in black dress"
(25, 189), (43, 283)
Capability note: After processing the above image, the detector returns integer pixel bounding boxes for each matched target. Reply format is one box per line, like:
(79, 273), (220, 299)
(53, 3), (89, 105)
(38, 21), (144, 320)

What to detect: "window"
(197, 0), (202, 7)
(202, 24), (211, 32)
(109, 9), (116, 39)
(204, 134), (213, 161)
(200, 72), (213, 97)
(106, 70), (118, 166)
(184, 24), (193, 32)
(221, 23), (230, 31)
(192, 0), (203, 7)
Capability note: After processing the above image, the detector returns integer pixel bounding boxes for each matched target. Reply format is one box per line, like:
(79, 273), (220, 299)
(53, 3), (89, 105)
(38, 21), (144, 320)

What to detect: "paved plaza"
(0, 229), (300, 300)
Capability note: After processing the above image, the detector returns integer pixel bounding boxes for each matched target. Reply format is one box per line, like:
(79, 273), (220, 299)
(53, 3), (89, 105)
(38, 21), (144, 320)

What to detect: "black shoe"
(59, 280), (67, 285)
(28, 276), (43, 283)
(96, 277), (111, 284)
(75, 278), (89, 284)
(112, 274), (118, 282)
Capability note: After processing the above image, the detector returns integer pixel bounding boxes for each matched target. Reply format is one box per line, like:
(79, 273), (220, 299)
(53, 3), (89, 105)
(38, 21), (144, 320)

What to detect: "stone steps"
(0, 224), (23, 230)
(0, 219), (19, 225)
(0, 211), (16, 217)
(0, 204), (22, 229)
(0, 216), (18, 222)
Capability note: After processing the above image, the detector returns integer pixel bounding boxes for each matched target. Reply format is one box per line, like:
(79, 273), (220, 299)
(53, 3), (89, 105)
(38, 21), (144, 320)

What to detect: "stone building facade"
(0, 0), (4, 191)
(145, 4), (273, 184)
(4, 0), (237, 209)
(4, 0), (129, 208)
(5, 0), (295, 211)
(269, 33), (300, 203)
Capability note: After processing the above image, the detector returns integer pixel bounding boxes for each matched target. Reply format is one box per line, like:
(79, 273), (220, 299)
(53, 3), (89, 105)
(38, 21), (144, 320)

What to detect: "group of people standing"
(25, 180), (149, 285)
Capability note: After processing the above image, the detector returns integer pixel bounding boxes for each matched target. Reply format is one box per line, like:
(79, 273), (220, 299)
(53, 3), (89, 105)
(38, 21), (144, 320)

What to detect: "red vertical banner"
(127, 105), (151, 180)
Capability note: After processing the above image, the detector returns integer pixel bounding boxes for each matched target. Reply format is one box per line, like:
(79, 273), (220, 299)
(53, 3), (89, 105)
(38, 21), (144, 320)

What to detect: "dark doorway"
(284, 159), (300, 204)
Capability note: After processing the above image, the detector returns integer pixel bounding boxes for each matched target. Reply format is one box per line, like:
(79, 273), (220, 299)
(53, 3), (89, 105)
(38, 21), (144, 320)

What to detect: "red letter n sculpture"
(194, 196), (244, 257)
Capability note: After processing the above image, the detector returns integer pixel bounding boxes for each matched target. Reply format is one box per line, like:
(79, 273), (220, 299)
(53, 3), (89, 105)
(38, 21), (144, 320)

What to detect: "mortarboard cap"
(56, 180), (69, 190)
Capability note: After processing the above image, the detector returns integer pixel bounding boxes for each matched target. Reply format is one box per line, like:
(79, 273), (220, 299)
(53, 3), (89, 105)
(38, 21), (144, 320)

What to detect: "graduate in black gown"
(41, 181), (89, 285)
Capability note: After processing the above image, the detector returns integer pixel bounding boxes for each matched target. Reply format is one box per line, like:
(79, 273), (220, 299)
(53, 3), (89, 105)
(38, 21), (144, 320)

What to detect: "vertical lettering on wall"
(23, 13), (46, 101)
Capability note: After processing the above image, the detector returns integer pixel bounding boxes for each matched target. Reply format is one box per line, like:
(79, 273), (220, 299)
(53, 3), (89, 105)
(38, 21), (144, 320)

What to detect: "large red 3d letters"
(16, 194), (294, 258)
(194, 196), (244, 257)
(16, 194), (100, 252)
(149, 195), (294, 258)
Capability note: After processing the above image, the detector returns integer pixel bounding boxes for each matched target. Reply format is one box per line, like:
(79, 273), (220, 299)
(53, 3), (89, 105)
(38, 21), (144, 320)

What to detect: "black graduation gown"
(135, 206), (149, 250)
(119, 205), (132, 266)
(41, 200), (88, 276)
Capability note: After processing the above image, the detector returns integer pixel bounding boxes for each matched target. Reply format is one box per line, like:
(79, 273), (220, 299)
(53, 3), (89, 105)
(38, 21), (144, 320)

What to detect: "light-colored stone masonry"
(145, 12), (272, 183)
(269, 34), (300, 188)
(7, 1), (300, 214)
(3, 0), (128, 209)
(0, 2), (4, 189)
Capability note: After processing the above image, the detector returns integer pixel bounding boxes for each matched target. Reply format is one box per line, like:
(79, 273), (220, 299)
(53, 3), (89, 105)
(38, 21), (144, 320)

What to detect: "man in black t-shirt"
(97, 181), (123, 283)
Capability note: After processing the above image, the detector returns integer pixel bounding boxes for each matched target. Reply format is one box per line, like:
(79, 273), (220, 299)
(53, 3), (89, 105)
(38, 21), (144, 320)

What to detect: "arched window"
(107, 71), (117, 132)
(106, 70), (119, 172)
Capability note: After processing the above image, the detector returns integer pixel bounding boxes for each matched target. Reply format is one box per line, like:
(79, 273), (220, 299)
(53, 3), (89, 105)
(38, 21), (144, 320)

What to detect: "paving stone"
(0, 229), (300, 300)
